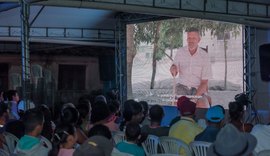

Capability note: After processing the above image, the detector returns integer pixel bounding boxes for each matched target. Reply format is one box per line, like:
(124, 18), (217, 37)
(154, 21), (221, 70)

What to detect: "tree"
(208, 22), (241, 89)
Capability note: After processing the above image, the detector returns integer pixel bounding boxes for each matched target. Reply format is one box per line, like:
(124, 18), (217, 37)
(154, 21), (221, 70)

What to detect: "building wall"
(0, 54), (102, 106)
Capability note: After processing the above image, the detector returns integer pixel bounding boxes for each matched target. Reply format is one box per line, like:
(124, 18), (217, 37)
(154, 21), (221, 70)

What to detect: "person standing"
(170, 27), (212, 108)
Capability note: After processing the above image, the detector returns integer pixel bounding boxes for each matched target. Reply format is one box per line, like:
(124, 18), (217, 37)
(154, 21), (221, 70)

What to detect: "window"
(58, 65), (86, 90)
(217, 32), (230, 40)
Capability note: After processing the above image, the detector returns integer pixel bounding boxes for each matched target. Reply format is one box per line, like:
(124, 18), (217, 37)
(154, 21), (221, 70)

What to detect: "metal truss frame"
(243, 26), (260, 123)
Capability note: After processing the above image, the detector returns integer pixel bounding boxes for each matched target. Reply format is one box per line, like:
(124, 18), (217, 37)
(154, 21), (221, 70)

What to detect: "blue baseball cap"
(206, 106), (225, 123)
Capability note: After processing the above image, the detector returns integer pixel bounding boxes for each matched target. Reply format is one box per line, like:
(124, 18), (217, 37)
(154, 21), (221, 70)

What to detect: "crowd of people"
(0, 89), (269, 156)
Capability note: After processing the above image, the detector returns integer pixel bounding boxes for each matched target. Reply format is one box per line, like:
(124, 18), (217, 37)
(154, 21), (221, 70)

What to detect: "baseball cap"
(177, 96), (196, 116)
(206, 106), (225, 123)
(73, 136), (113, 156)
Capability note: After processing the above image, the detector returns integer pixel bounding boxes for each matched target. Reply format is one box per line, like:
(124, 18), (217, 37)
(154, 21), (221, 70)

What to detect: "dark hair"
(139, 101), (149, 117)
(149, 105), (164, 123)
(49, 124), (76, 156)
(125, 122), (141, 141)
(60, 106), (79, 126)
(7, 90), (18, 101)
(229, 101), (244, 121)
(88, 124), (112, 140)
(38, 105), (53, 140)
(23, 108), (44, 134)
(90, 100), (110, 124)
(120, 100), (143, 131)
(0, 103), (8, 117)
(76, 98), (91, 126)
(123, 100), (143, 122)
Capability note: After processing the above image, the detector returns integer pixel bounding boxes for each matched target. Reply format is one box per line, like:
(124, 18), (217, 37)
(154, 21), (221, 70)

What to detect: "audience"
(120, 100), (144, 131)
(207, 124), (257, 156)
(7, 90), (20, 120)
(76, 97), (92, 134)
(0, 103), (8, 151)
(169, 96), (190, 126)
(195, 105), (225, 142)
(60, 104), (87, 145)
(38, 104), (54, 141)
(139, 101), (150, 125)
(116, 123), (145, 156)
(169, 97), (203, 144)
(14, 108), (52, 156)
(49, 124), (77, 156)
(141, 104), (169, 137)
(229, 101), (253, 132)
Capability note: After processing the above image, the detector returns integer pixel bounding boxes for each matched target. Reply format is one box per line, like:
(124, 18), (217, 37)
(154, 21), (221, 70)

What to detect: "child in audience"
(116, 123), (145, 156)
(14, 108), (52, 156)
(49, 124), (77, 156)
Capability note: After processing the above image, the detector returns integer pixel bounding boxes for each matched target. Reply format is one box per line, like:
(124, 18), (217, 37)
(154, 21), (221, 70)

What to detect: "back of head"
(60, 105), (79, 125)
(123, 100), (143, 122)
(23, 108), (44, 134)
(88, 124), (112, 139)
(229, 101), (244, 120)
(149, 105), (164, 123)
(125, 122), (141, 141)
(7, 90), (17, 101)
(73, 135), (113, 156)
(50, 124), (76, 156)
(90, 100), (110, 124)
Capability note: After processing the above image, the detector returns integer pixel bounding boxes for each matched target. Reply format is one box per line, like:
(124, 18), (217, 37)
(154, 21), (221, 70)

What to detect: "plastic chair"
(142, 135), (160, 156)
(189, 141), (212, 156)
(40, 136), (52, 150)
(257, 150), (270, 156)
(3, 132), (19, 154)
(112, 131), (125, 145)
(159, 136), (192, 156)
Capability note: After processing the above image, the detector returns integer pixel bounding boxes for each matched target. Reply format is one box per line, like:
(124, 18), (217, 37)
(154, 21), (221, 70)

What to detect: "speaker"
(99, 55), (115, 81)
(259, 44), (270, 81)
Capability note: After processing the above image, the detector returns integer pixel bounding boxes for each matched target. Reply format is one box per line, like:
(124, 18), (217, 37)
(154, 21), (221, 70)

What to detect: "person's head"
(49, 124), (77, 156)
(139, 101), (149, 123)
(90, 100), (111, 124)
(186, 27), (201, 52)
(77, 98), (92, 125)
(149, 105), (164, 124)
(207, 124), (257, 156)
(206, 106), (225, 127)
(7, 90), (19, 102)
(229, 101), (244, 121)
(23, 108), (44, 136)
(0, 103), (8, 126)
(177, 96), (196, 117)
(125, 122), (141, 143)
(123, 100), (144, 124)
(88, 124), (112, 140)
(60, 104), (79, 126)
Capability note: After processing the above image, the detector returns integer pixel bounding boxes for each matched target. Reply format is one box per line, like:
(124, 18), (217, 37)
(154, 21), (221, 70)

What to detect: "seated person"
(228, 101), (253, 132)
(207, 124), (257, 156)
(14, 108), (52, 156)
(141, 104), (169, 137)
(116, 123), (145, 156)
(169, 98), (203, 144)
(195, 105), (225, 142)
(169, 96), (189, 126)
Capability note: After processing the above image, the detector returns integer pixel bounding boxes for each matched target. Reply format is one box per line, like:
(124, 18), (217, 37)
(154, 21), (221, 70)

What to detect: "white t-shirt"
(173, 46), (212, 88)
(251, 124), (270, 153)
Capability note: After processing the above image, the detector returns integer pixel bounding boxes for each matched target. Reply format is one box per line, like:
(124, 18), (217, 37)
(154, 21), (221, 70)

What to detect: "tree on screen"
(208, 22), (241, 90)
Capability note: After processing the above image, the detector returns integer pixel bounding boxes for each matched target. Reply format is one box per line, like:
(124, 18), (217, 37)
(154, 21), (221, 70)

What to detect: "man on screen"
(170, 27), (212, 108)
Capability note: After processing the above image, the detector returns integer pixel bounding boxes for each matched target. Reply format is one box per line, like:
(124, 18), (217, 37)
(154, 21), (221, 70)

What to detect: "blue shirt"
(194, 126), (220, 142)
(116, 141), (145, 156)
